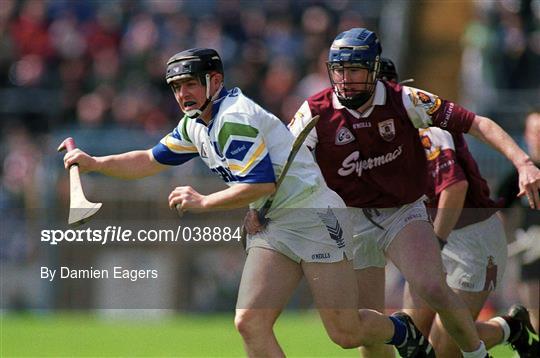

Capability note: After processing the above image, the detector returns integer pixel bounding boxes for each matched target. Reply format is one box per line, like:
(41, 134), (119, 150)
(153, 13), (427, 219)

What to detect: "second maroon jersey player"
(419, 127), (501, 228)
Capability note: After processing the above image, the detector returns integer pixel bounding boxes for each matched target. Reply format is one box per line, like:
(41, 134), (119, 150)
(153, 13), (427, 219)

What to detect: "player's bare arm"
(64, 148), (167, 179)
(433, 179), (468, 242)
(468, 115), (540, 208)
(169, 182), (275, 214)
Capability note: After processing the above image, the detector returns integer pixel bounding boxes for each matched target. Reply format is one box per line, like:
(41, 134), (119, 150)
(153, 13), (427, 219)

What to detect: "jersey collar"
(206, 86), (229, 131)
(332, 80), (386, 118)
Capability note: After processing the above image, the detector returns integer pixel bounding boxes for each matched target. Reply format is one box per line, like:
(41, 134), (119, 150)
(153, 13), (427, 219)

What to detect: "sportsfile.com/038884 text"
(40, 226), (243, 245)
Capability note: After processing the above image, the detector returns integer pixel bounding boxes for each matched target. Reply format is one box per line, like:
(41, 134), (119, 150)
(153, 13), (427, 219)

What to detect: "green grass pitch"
(1, 312), (515, 357)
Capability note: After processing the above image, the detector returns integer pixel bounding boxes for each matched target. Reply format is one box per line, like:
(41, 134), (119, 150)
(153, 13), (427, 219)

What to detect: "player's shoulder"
(308, 87), (333, 100)
(218, 88), (262, 120)
(213, 89), (269, 152)
(172, 115), (197, 143)
(219, 87), (280, 126)
(382, 79), (403, 93)
(220, 88), (257, 112)
(370, 80), (403, 109)
(307, 87), (334, 108)
(213, 88), (268, 136)
(401, 85), (442, 115)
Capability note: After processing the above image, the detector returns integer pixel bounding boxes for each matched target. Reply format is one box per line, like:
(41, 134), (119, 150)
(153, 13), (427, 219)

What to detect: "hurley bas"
(41, 266), (158, 282)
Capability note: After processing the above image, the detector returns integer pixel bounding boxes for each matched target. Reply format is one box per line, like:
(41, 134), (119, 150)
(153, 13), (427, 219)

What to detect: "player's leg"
(404, 229), (503, 355)
(302, 259), (434, 357)
(403, 284), (499, 355)
(350, 209), (395, 357)
(402, 281), (436, 336)
(433, 297), (540, 357)
(404, 287), (512, 356)
(356, 267), (395, 357)
(434, 213), (539, 356)
(430, 290), (490, 357)
(433, 214), (509, 353)
(345, 205), (434, 357)
(301, 259), (393, 348)
(235, 247), (303, 357)
(386, 220), (486, 355)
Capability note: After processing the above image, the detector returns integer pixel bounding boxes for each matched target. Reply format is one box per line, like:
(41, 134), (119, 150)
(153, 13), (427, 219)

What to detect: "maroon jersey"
(420, 127), (501, 228)
(289, 80), (476, 208)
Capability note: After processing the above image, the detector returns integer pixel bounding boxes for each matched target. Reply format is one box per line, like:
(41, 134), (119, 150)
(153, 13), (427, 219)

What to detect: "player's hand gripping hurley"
(241, 115), (320, 248)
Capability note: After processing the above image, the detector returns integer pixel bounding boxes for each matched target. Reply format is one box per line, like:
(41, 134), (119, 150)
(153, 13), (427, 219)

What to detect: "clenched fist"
(168, 186), (208, 215)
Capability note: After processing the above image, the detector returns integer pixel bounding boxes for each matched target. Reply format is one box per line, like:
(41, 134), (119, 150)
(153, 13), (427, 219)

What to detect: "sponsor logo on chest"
(337, 145), (404, 177)
(230, 144), (247, 156)
(378, 118), (396, 142)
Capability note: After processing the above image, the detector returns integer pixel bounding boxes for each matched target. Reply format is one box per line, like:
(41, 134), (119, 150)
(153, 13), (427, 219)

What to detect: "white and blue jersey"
(152, 87), (326, 212)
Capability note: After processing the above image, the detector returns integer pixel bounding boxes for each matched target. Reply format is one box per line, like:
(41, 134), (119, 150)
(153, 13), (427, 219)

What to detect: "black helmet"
(378, 57), (398, 82)
(165, 48), (223, 84)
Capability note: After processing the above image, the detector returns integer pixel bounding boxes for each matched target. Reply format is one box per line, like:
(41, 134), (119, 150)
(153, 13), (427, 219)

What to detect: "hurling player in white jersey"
(246, 28), (540, 358)
(63, 48), (436, 358)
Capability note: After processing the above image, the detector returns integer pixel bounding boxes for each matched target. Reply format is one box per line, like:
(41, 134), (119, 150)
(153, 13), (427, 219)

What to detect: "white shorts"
(247, 188), (353, 263)
(442, 214), (507, 292)
(352, 196), (430, 270)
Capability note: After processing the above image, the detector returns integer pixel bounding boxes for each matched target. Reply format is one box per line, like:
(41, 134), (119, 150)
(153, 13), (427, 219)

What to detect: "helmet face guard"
(327, 28), (381, 109)
(327, 60), (380, 109)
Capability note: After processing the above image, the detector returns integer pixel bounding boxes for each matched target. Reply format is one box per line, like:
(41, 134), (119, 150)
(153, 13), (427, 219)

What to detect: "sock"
(501, 315), (522, 342)
(386, 315), (407, 346)
(461, 341), (487, 358)
(491, 316), (511, 343)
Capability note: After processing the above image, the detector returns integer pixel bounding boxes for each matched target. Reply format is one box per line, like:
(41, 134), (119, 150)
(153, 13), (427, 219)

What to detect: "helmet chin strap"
(337, 91), (373, 109)
(336, 72), (378, 110)
(185, 74), (224, 119)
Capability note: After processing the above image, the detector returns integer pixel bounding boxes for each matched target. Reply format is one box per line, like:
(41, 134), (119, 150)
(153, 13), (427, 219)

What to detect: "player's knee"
(357, 310), (382, 341)
(234, 309), (271, 338)
(328, 330), (361, 349)
(234, 309), (256, 337)
(413, 280), (450, 307)
(432, 332), (460, 358)
(325, 319), (366, 348)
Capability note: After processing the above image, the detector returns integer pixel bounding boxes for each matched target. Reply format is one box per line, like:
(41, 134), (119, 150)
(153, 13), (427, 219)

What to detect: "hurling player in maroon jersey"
(246, 28), (540, 358)
(381, 58), (539, 358)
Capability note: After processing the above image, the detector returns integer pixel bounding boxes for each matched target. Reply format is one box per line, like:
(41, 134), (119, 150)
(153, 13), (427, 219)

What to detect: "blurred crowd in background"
(460, 0), (540, 114)
(0, 0), (383, 135)
(0, 0), (539, 312)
